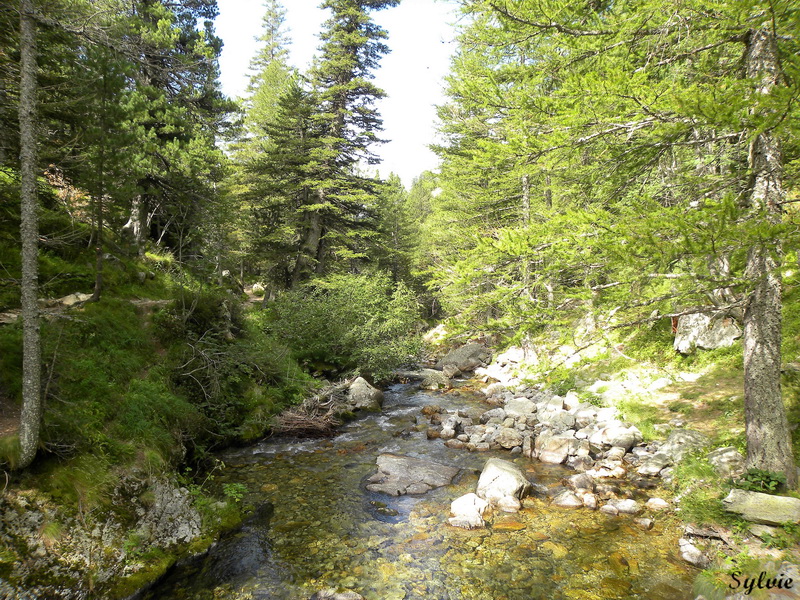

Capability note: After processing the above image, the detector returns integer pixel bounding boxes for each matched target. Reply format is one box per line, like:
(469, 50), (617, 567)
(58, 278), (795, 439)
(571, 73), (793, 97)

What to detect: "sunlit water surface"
(141, 383), (696, 600)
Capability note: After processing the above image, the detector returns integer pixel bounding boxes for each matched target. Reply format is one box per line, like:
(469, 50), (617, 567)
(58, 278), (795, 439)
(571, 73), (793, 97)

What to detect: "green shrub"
(732, 468), (787, 494)
(265, 271), (422, 379)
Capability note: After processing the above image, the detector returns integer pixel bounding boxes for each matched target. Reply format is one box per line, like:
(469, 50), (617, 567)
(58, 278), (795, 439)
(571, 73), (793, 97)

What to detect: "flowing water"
(142, 383), (697, 600)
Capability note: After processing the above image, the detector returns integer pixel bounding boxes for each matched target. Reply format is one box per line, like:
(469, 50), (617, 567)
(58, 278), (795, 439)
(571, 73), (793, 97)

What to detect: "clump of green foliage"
(671, 453), (740, 527)
(265, 271), (422, 380)
(154, 288), (312, 443)
(732, 468), (787, 495)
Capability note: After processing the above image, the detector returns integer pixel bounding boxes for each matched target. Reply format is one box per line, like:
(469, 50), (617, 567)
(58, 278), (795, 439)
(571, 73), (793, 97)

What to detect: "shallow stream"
(142, 383), (696, 599)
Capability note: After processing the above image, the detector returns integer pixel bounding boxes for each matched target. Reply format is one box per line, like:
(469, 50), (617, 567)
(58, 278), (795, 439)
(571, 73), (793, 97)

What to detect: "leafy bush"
(155, 289), (312, 441)
(733, 468), (787, 494)
(265, 272), (422, 379)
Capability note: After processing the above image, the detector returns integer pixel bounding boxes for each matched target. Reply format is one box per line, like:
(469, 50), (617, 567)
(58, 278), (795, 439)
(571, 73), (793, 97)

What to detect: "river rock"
(589, 423), (642, 451)
(311, 590), (365, 600)
(574, 407), (598, 428)
(366, 454), (460, 496)
(538, 410), (576, 434)
(476, 458), (530, 509)
(637, 452), (672, 476)
(722, 489), (800, 525)
(580, 492), (598, 510)
(346, 377), (384, 411)
(566, 473), (595, 492)
(552, 490), (583, 509)
(536, 431), (576, 464)
(480, 408), (506, 424)
(614, 499), (643, 515)
(420, 370), (452, 390)
(674, 312), (741, 355)
(659, 429), (710, 461)
(504, 397), (537, 418)
(600, 504), (619, 516)
(442, 364), (462, 378)
(678, 537), (709, 567)
(646, 497), (670, 511)
(494, 427), (524, 449)
(706, 446), (746, 478)
(435, 342), (491, 373)
(449, 493), (489, 529)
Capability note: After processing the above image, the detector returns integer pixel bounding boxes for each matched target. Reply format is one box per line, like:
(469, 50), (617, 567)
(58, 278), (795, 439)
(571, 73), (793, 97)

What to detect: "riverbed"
(141, 382), (696, 600)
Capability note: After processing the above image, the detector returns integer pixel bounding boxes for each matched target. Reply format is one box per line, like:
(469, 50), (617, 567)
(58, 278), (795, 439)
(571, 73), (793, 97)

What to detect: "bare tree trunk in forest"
(91, 193), (104, 301)
(18, 0), (42, 470)
(544, 173), (552, 210)
(122, 195), (147, 254)
(521, 174), (530, 224)
(742, 27), (797, 488)
(291, 207), (323, 287)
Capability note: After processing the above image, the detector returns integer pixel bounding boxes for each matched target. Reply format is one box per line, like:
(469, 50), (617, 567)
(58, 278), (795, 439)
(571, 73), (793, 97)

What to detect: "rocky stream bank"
(3, 337), (800, 599)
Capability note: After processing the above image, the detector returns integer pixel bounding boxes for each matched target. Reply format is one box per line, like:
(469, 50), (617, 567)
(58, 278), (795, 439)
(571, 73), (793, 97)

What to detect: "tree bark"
(291, 204), (323, 287)
(742, 27), (796, 488)
(18, 0), (42, 470)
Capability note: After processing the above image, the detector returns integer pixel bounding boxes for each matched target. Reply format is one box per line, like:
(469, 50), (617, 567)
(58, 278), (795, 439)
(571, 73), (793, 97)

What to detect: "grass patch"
(671, 453), (744, 528)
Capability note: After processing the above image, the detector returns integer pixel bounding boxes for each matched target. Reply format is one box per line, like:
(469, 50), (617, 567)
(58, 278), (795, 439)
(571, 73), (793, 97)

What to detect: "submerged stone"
(366, 454), (460, 496)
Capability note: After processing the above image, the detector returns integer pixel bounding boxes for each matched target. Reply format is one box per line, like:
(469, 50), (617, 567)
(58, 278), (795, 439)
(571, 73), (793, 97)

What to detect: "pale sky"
(214, 0), (460, 188)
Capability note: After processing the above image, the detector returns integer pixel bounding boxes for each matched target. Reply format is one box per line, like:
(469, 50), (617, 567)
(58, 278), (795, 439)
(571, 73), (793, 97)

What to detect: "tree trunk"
(291, 207), (323, 287)
(91, 193), (104, 301)
(742, 27), (796, 488)
(18, 0), (42, 470)
(521, 174), (530, 224)
(122, 195), (148, 254)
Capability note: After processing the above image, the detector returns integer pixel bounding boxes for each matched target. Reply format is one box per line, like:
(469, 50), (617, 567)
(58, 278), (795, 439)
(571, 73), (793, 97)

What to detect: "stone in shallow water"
(493, 520), (526, 532)
(646, 497), (670, 511)
(552, 490), (583, 509)
(310, 589), (365, 600)
(614, 499), (643, 515)
(365, 454), (460, 496)
(449, 493), (489, 529)
(476, 458), (531, 508)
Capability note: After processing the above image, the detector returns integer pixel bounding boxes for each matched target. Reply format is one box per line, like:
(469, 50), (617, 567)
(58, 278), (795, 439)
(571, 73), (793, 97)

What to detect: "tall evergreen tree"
(284, 0), (398, 284)
(434, 0), (800, 484)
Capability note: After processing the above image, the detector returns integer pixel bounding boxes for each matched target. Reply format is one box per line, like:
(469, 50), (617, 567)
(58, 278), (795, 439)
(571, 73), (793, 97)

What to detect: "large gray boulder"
(588, 423), (643, 451)
(674, 312), (742, 355)
(659, 428), (710, 462)
(535, 431), (577, 465)
(435, 343), (491, 373)
(722, 489), (800, 525)
(345, 377), (384, 411)
(504, 397), (537, 418)
(476, 458), (530, 510)
(366, 454), (460, 496)
(707, 446), (746, 478)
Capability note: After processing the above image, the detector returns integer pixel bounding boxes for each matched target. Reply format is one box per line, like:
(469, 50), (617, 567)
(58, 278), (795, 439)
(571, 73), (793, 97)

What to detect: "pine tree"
(283, 0), (398, 284)
(434, 0), (800, 486)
